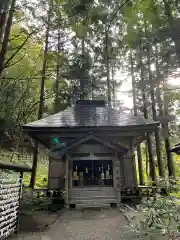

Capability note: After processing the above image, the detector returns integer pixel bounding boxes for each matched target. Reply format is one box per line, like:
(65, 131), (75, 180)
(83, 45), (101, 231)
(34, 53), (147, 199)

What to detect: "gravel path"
(13, 208), (128, 240)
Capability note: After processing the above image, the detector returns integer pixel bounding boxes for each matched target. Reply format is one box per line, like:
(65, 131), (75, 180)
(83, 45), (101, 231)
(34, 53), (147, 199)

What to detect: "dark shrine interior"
(72, 160), (113, 187)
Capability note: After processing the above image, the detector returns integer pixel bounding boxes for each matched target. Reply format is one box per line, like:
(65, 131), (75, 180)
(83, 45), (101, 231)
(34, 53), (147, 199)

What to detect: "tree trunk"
(91, 76), (94, 100)
(162, 81), (176, 178)
(105, 27), (111, 105)
(163, 0), (180, 58)
(139, 43), (156, 183)
(80, 37), (85, 100)
(155, 44), (175, 179)
(0, 0), (11, 47)
(145, 142), (149, 175)
(147, 43), (165, 177)
(0, 0), (16, 77)
(54, 29), (61, 113)
(111, 65), (116, 108)
(130, 51), (144, 185)
(30, 0), (51, 189)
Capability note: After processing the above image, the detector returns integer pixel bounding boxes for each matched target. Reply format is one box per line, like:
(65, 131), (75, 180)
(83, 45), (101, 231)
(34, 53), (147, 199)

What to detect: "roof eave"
(22, 122), (160, 133)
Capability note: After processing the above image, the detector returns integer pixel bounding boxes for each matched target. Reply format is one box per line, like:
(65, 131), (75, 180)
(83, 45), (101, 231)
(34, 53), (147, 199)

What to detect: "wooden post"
(114, 153), (121, 206)
(65, 155), (69, 206)
(69, 159), (72, 189)
(113, 156), (116, 187)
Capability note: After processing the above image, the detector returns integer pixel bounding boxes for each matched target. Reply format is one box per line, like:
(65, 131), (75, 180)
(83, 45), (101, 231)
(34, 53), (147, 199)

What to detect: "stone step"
(75, 203), (111, 209)
(68, 199), (118, 204)
(70, 196), (117, 200)
(71, 190), (116, 193)
(70, 188), (116, 193)
(70, 195), (117, 199)
(70, 192), (116, 196)
(70, 191), (117, 196)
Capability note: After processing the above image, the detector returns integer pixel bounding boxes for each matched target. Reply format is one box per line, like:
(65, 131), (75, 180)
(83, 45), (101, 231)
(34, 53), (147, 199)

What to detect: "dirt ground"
(11, 208), (128, 240)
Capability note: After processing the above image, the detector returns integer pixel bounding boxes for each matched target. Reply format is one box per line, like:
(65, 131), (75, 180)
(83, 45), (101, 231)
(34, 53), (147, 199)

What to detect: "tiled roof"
(23, 100), (159, 128)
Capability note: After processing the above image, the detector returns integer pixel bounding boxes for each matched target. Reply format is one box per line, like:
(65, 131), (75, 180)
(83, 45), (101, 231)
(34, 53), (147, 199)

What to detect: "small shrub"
(122, 179), (180, 239)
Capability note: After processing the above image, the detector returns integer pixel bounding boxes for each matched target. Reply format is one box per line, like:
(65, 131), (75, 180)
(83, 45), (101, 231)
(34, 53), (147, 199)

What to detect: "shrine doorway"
(72, 160), (113, 187)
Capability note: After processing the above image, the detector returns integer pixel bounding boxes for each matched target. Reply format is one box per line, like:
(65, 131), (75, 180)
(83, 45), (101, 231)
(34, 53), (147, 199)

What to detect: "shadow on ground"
(18, 198), (65, 233)
(19, 212), (53, 232)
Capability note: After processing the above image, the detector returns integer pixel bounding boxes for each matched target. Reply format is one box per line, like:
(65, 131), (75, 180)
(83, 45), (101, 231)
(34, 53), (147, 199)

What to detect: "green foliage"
(21, 192), (52, 212)
(0, 150), (48, 188)
(0, 24), (44, 140)
(123, 179), (180, 239)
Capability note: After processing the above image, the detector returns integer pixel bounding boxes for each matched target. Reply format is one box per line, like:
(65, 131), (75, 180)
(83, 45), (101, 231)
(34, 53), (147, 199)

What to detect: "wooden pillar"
(114, 153), (121, 205)
(65, 154), (69, 205)
(69, 158), (72, 189)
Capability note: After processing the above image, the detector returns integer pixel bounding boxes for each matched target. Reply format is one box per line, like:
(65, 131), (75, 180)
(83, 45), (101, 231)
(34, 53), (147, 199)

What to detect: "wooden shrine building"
(22, 100), (159, 207)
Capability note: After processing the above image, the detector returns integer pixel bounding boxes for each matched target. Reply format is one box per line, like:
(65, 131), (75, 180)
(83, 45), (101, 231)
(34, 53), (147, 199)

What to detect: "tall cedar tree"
(139, 42), (156, 183)
(0, 0), (16, 76)
(147, 42), (165, 177)
(30, 0), (52, 188)
(130, 51), (144, 185)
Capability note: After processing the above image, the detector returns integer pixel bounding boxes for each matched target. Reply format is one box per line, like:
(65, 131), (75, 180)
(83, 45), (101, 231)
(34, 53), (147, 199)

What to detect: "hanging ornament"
(101, 169), (105, 179)
(80, 172), (83, 180)
(106, 170), (109, 179)
(73, 165), (78, 177)
(101, 171), (105, 180)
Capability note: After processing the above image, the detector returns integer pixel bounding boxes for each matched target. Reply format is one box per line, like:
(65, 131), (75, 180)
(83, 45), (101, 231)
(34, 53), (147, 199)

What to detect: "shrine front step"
(67, 198), (118, 209)
(69, 187), (117, 199)
(75, 203), (111, 209)
(70, 196), (117, 200)
(68, 198), (118, 203)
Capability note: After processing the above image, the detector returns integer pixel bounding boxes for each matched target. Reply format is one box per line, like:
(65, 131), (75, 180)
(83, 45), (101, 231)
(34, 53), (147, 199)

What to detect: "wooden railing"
(22, 187), (64, 199)
(121, 186), (158, 198)
(138, 185), (157, 196)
